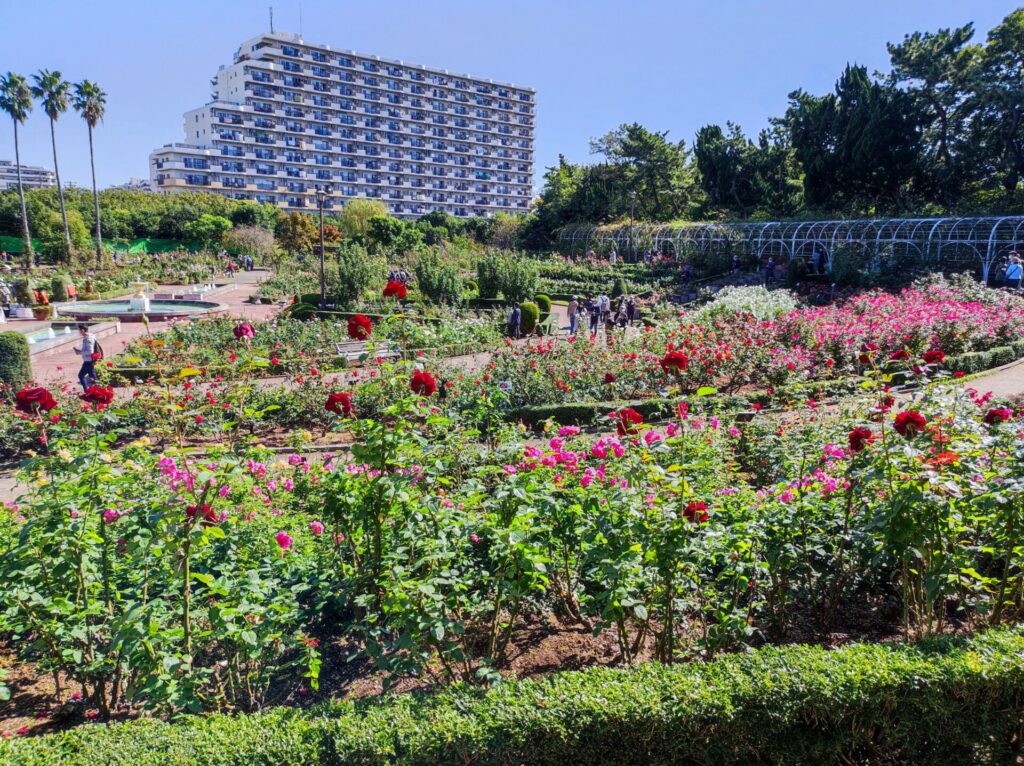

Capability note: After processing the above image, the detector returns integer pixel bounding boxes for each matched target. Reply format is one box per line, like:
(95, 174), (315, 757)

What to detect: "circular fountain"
(58, 299), (227, 322)
(128, 280), (151, 313)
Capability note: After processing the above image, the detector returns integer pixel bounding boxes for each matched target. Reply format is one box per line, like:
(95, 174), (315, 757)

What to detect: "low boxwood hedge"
(3, 628), (1023, 765)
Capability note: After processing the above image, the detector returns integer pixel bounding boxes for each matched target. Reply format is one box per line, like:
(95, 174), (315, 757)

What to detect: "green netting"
(0, 235), (39, 254)
(0, 236), (194, 255)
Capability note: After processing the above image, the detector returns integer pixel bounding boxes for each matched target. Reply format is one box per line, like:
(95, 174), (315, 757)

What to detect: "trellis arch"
(556, 216), (1024, 281)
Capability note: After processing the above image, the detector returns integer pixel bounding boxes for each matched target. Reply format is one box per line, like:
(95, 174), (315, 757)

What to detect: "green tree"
(72, 80), (107, 264)
(0, 72), (34, 265)
(415, 251), (462, 305)
(275, 211), (318, 254)
(222, 225), (278, 264)
(183, 213), (232, 250)
(887, 24), (980, 205)
(37, 208), (88, 260)
(969, 9), (1024, 195)
(366, 214), (422, 254)
(31, 69), (72, 253)
(327, 243), (384, 307)
(338, 198), (389, 240)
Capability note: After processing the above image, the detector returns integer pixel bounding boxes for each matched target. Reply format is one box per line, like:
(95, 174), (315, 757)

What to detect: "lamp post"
(315, 185), (327, 309)
(629, 190), (638, 263)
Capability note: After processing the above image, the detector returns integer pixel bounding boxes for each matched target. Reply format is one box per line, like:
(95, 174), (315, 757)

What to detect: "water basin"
(58, 300), (226, 322)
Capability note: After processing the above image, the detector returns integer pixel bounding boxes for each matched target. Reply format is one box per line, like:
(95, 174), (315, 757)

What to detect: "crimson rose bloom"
(233, 322), (255, 340)
(325, 392), (355, 417)
(858, 342), (879, 365)
(613, 407), (644, 436)
(893, 410), (927, 437)
(889, 349), (910, 361)
(660, 350), (688, 374)
(683, 501), (709, 524)
(923, 348), (945, 365)
(15, 387), (57, 414)
(604, 372), (617, 384)
(848, 426), (875, 453)
(984, 407), (1013, 425)
(383, 280), (408, 299)
(347, 314), (372, 340)
(410, 369), (437, 396)
(80, 385), (115, 407)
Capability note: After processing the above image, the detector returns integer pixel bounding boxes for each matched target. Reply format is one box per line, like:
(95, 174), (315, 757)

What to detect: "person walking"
(1005, 254), (1023, 291)
(508, 304), (522, 339)
(598, 293), (610, 324)
(626, 297), (636, 326)
(764, 257), (775, 285)
(73, 323), (99, 391)
(567, 296), (579, 334)
(586, 295), (599, 335)
(731, 254), (740, 274)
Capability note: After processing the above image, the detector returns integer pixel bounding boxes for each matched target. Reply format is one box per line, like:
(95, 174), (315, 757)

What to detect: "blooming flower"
(233, 322), (255, 340)
(660, 350), (688, 374)
(410, 369), (437, 396)
(893, 410), (927, 437)
(15, 387), (57, 414)
(347, 314), (373, 340)
(923, 348), (945, 365)
(383, 280), (408, 299)
(80, 385), (115, 408)
(984, 407), (1013, 425)
(682, 501), (709, 523)
(309, 520), (325, 535)
(848, 426), (875, 453)
(275, 531), (294, 550)
(611, 407), (643, 436)
(325, 392), (355, 417)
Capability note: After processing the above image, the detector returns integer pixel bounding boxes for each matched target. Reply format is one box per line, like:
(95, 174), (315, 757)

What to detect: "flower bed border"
(3, 627), (1023, 765)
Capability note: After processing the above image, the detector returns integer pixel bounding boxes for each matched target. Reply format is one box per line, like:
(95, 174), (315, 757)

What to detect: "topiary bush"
(533, 293), (552, 315)
(0, 332), (32, 393)
(611, 276), (627, 298)
(50, 274), (71, 303)
(519, 301), (540, 335)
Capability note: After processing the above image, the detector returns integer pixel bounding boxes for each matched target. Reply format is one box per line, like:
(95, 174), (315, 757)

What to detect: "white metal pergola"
(558, 216), (1024, 281)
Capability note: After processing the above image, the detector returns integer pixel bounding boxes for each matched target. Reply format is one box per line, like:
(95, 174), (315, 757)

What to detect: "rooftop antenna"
(298, 1), (303, 37)
(269, 6), (274, 32)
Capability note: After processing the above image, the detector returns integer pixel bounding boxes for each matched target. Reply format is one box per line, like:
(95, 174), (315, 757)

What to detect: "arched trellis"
(556, 217), (1024, 281)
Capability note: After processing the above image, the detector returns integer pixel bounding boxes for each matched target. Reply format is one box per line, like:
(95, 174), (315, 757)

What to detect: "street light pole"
(316, 186), (326, 309)
(629, 190), (637, 264)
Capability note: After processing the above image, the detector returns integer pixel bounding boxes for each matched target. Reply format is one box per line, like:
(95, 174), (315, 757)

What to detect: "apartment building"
(150, 31), (535, 218)
(0, 160), (56, 191)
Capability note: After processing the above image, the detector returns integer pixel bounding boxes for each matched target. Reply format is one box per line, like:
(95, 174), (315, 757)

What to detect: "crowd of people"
(506, 294), (639, 339)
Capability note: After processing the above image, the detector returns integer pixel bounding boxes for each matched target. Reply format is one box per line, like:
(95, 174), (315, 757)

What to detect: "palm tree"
(0, 72), (34, 266)
(73, 80), (107, 265)
(31, 69), (72, 254)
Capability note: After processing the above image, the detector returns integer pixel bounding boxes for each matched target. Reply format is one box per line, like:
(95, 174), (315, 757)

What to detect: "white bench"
(334, 339), (401, 364)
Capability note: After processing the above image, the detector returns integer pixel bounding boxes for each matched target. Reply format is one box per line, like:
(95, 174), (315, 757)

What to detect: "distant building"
(109, 177), (151, 191)
(149, 31), (535, 218)
(0, 160), (56, 191)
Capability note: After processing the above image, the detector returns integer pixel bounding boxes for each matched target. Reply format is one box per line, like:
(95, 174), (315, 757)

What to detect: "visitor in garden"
(598, 293), (610, 323)
(73, 324), (98, 392)
(567, 296), (579, 334)
(1005, 254), (1023, 291)
(732, 254), (740, 273)
(626, 297), (637, 325)
(609, 247), (617, 265)
(764, 256), (776, 285)
(586, 295), (600, 334)
(682, 263), (692, 284)
(508, 304), (522, 339)
(811, 247), (823, 275)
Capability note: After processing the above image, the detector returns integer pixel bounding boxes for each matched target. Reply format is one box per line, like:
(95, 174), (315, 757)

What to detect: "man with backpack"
(508, 304), (522, 339)
(74, 323), (101, 391)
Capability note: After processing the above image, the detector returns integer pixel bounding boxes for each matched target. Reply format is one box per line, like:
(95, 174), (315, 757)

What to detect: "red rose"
(858, 342), (879, 365)
(383, 280), (408, 299)
(347, 314), (373, 340)
(848, 426), (875, 453)
(325, 392), (355, 417)
(984, 407), (1013, 425)
(922, 348), (945, 365)
(893, 410), (927, 437)
(612, 407), (643, 436)
(889, 349), (910, 361)
(660, 350), (688, 374)
(80, 386), (115, 408)
(604, 372), (617, 384)
(233, 322), (255, 341)
(683, 501), (709, 524)
(14, 387), (57, 414)
(410, 369), (437, 396)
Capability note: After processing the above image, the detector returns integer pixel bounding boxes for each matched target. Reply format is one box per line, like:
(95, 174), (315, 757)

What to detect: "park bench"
(333, 339), (401, 365)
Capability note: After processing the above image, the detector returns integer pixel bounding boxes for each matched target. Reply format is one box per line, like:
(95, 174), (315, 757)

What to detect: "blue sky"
(0, 0), (1015, 190)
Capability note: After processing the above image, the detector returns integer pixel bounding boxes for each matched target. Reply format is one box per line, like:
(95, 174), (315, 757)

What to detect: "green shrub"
(534, 293), (552, 314)
(611, 276), (627, 298)
(0, 332), (31, 393)
(415, 252), (462, 306)
(12, 279), (32, 305)
(476, 251), (538, 303)
(519, 301), (539, 335)
(50, 274), (71, 302)
(4, 628), (1024, 765)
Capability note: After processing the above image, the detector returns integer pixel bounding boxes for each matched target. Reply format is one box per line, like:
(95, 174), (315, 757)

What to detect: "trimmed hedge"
(3, 628), (1024, 765)
(0, 332), (32, 392)
(520, 301), (540, 335)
